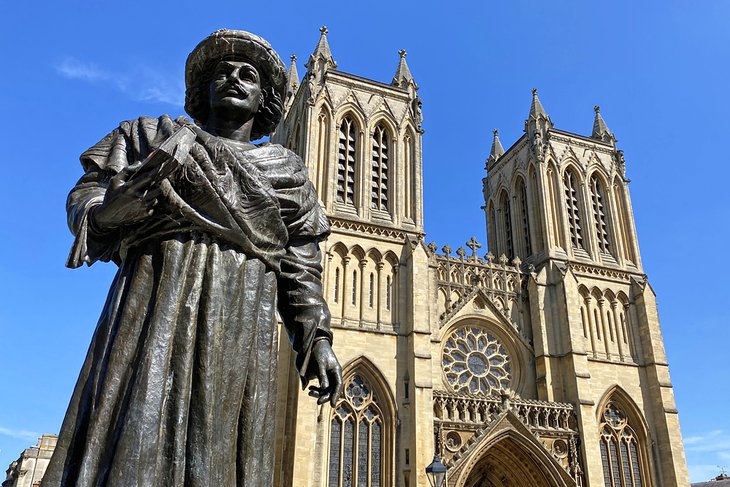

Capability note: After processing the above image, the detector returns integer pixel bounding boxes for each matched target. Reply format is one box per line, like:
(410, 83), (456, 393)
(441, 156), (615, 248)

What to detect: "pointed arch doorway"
(462, 439), (556, 487)
(451, 413), (577, 487)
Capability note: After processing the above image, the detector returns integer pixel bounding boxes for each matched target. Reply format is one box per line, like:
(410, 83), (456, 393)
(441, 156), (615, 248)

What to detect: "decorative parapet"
(433, 390), (583, 483)
(428, 239), (525, 328)
(433, 391), (577, 434)
(569, 262), (638, 283)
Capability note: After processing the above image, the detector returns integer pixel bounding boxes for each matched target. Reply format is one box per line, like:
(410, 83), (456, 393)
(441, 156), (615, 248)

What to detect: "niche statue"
(43, 30), (342, 487)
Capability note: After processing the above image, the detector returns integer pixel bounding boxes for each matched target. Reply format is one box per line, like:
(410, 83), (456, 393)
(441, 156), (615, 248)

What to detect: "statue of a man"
(43, 30), (342, 486)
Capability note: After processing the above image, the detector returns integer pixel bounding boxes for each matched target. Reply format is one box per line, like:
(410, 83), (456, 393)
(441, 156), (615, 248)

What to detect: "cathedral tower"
(272, 28), (436, 487)
(270, 29), (688, 487)
(482, 90), (689, 486)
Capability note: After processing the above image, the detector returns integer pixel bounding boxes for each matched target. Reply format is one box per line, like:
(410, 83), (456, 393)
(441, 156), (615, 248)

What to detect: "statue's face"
(208, 59), (262, 121)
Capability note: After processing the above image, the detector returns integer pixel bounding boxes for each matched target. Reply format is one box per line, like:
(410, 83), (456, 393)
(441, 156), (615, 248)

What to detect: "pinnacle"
(490, 129), (505, 159)
(306, 25), (337, 70)
(392, 48), (415, 88)
(486, 128), (505, 170)
(529, 88), (548, 119)
(591, 105), (613, 142)
(286, 54), (299, 96)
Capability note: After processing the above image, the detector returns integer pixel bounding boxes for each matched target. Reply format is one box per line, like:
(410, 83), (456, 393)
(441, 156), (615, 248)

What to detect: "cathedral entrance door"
(459, 435), (571, 487)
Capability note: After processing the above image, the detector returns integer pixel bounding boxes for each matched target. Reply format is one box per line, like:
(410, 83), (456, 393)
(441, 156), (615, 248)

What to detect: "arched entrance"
(451, 412), (577, 487)
(463, 437), (555, 487)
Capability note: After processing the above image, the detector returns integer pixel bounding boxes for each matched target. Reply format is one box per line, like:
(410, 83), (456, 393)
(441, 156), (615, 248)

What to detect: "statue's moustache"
(222, 82), (249, 98)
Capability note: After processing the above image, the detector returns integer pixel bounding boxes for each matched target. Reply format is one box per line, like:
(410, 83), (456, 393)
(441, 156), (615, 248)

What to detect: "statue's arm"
(66, 168), (119, 268)
(277, 237), (342, 405)
(277, 237), (333, 361)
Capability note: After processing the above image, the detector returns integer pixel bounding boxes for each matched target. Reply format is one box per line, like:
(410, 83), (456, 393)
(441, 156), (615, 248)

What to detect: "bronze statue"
(43, 30), (342, 486)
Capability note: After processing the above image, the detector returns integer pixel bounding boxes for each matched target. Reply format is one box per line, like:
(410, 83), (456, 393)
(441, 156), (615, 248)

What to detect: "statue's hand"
(308, 340), (343, 407)
(92, 172), (161, 231)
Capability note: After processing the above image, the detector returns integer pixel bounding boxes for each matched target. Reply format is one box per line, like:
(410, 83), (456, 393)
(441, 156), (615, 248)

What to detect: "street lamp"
(425, 454), (448, 487)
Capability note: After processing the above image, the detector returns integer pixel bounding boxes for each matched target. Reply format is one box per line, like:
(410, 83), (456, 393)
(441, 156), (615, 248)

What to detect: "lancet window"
(517, 179), (532, 257)
(563, 170), (584, 249)
(599, 403), (646, 487)
(371, 125), (389, 211)
(328, 374), (385, 487)
(500, 193), (514, 259)
(337, 117), (357, 205)
(590, 175), (611, 254)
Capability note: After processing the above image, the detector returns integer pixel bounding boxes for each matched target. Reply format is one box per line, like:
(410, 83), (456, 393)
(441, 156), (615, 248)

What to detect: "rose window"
(442, 326), (511, 395)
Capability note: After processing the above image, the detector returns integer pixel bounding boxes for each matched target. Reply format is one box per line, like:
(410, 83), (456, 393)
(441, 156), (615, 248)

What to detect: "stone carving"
(43, 30), (342, 487)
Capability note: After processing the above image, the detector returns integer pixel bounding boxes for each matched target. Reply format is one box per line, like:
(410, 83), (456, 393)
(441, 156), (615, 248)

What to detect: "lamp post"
(425, 454), (448, 487)
(426, 425), (448, 487)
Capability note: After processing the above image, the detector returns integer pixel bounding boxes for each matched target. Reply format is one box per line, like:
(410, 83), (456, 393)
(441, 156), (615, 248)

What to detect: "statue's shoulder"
(252, 142), (298, 160)
(81, 115), (186, 173)
(251, 143), (308, 189)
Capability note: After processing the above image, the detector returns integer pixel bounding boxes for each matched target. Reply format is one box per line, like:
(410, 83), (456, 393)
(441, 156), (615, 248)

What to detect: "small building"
(2, 435), (57, 487)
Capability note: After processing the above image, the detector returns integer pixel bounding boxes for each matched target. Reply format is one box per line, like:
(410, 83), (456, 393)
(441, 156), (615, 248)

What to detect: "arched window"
(337, 116), (357, 205)
(371, 125), (389, 211)
(563, 170), (584, 249)
(599, 402), (646, 487)
(316, 110), (331, 199)
(516, 178), (532, 257)
(328, 374), (385, 487)
(500, 192), (514, 259)
(528, 166), (545, 250)
(546, 165), (565, 249)
(590, 175), (611, 254)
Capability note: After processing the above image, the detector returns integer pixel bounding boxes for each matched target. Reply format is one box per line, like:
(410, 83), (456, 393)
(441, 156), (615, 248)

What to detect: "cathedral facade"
(270, 29), (690, 487)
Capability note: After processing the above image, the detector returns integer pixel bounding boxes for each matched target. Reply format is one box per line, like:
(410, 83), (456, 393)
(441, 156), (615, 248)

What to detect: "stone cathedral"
(269, 29), (689, 487)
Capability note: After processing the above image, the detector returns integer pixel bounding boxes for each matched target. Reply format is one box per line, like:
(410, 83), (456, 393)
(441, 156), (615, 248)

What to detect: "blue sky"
(1, 1), (728, 483)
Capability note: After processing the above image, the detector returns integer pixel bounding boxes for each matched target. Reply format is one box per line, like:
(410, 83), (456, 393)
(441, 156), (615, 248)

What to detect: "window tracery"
(500, 193), (514, 259)
(328, 374), (385, 487)
(337, 117), (357, 205)
(590, 175), (611, 254)
(563, 170), (584, 249)
(517, 179), (532, 257)
(599, 403), (646, 487)
(442, 326), (512, 396)
(371, 125), (389, 211)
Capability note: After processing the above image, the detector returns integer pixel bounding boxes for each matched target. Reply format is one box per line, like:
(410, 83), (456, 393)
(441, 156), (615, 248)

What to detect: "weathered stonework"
(272, 29), (688, 487)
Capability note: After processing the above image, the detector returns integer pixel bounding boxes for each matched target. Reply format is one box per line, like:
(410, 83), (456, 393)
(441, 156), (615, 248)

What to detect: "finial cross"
(320, 26), (328, 35)
(399, 49), (407, 58)
(466, 237), (481, 257)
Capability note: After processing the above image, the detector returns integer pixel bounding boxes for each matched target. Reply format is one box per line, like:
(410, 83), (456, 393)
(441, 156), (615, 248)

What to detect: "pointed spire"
(591, 105), (615, 144)
(486, 129), (505, 170)
(286, 54), (299, 96)
(392, 49), (415, 88)
(305, 26), (337, 72)
(525, 89), (552, 160)
(491, 128), (505, 158)
(528, 87), (548, 120)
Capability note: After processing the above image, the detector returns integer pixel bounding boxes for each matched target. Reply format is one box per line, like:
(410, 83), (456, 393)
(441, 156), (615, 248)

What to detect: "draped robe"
(42, 115), (331, 487)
